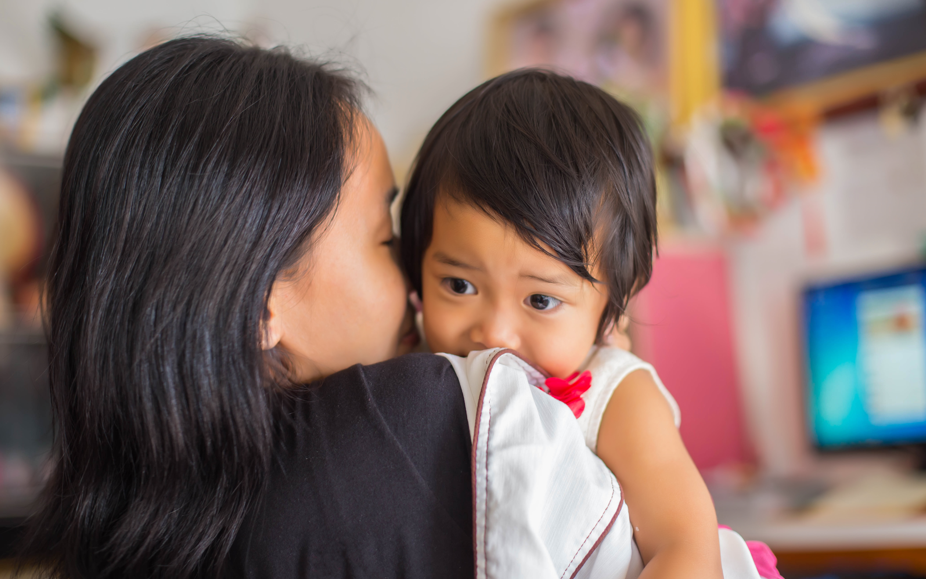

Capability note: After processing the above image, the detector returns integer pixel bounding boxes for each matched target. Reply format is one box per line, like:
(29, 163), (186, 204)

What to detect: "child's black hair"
(400, 68), (658, 341)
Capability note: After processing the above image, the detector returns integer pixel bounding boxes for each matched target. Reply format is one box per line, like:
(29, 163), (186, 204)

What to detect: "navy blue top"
(228, 353), (473, 578)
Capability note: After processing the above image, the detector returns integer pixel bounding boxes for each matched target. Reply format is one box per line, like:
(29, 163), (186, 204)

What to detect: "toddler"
(400, 69), (777, 579)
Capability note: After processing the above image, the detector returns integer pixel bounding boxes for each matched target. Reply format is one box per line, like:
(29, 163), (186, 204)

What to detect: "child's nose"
(470, 310), (521, 351)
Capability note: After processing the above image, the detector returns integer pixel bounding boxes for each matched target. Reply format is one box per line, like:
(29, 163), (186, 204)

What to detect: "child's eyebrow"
(432, 252), (483, 272)
(520, 272), (577, 287)
(386, 186), (399, 204)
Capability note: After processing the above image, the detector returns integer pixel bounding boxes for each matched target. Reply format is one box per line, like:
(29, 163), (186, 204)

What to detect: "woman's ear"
(262, 290), (284, 351)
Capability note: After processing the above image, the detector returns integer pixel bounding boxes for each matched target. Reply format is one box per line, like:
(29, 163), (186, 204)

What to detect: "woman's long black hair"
(17, 36), (362, 578)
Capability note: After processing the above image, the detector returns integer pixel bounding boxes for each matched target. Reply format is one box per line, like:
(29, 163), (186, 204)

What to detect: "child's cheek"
(537, 347), (584, 379)
(533, 325), (596, 379)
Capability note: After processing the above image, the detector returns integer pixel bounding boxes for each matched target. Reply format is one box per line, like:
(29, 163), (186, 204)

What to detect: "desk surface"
(715, 471), (926, 551)
(728, 516), (926, 551)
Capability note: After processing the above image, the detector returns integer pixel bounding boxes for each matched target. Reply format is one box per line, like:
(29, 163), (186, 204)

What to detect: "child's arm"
(596, 369), (722, 579)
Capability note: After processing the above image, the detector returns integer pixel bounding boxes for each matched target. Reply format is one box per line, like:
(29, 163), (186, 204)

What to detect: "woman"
(19, 37), (473, 578)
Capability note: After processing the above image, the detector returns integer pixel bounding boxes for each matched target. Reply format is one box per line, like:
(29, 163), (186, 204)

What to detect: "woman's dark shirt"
(228, 353), (474, 579)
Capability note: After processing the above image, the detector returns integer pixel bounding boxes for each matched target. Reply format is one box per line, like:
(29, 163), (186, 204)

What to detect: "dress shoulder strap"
(577, 347), (681, 453)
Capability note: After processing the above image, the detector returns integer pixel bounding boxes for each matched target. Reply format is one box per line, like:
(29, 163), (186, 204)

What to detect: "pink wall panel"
(631, 247), (753, 470)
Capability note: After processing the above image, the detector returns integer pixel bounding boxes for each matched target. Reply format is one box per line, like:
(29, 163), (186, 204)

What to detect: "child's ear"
(261, 291), (284, 351)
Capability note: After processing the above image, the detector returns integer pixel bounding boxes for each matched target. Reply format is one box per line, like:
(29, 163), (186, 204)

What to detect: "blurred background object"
(0, 169), (41, 329)
(720, 0), (926, 104)
(489, 0), (668, 98)
(2, 0), (926, 576)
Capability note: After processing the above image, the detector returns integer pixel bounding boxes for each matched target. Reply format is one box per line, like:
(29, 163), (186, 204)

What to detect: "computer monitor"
(802, 264), (926, 450)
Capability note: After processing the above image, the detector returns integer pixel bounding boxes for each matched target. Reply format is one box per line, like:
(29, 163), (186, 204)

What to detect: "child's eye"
(527, 294), (561, 311)
(443, 277), (476, 295)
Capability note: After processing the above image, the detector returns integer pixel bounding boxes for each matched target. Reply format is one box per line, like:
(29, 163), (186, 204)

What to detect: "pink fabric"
(718, 525), (783, 579)
(544, 371), (592, 418)
(745, 540), (783, 579)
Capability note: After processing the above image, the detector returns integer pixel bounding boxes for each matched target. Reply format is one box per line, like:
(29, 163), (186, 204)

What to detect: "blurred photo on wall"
(720, 0), (926, 96)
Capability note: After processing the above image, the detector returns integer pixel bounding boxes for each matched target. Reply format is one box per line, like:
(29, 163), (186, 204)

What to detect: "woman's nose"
(470, 310), (521, 351)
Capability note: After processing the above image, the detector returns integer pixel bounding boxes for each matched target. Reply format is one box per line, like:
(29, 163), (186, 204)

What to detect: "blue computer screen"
(803, 266), (926, 449)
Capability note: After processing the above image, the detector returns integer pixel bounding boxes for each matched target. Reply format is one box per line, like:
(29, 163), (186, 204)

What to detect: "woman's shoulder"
(282, 353), (459, 408)
(329, 353), (462, 414)
(361, 352), (459, 388)
(233, 353), (473, 577)
(277, 353), (467, 451)
(348, 353), (466, 429)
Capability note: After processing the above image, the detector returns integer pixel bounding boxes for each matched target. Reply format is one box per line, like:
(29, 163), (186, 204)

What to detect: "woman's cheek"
(375, 253), (407, 331)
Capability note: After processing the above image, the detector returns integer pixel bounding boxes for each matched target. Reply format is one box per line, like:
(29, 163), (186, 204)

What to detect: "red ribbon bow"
(544, 370), (592, 418)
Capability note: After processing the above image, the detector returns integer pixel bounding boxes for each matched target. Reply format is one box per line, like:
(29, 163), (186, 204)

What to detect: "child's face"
(421, 198), (609, 378)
